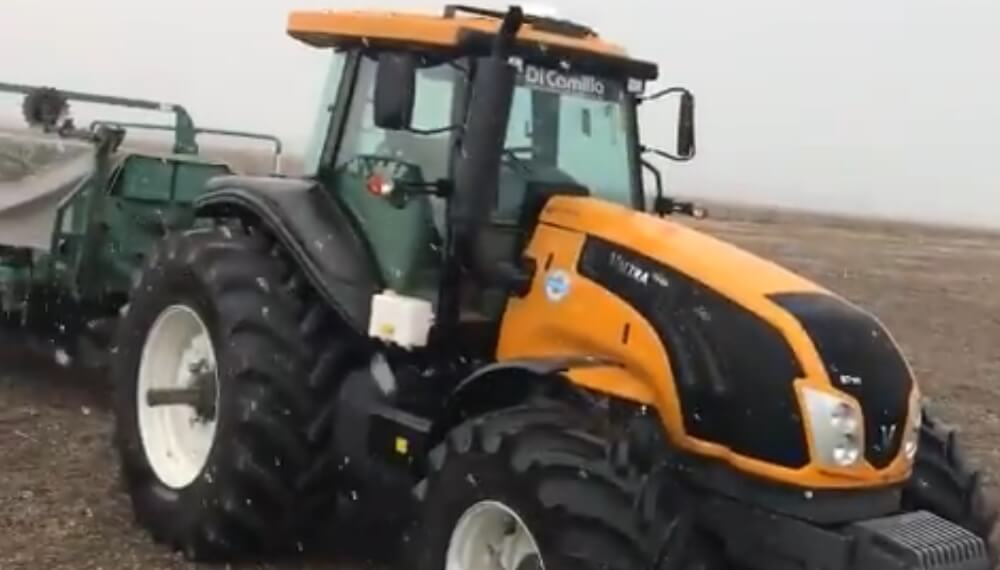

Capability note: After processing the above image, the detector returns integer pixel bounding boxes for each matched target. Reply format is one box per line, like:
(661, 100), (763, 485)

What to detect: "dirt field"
(1, 210), (998, 569)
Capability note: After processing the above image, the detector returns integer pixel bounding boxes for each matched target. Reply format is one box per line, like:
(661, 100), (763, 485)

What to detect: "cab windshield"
(495, 63), (638, 219)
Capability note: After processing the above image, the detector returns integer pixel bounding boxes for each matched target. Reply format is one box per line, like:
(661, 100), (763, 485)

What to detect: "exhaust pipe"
(450, 6), (524, 284)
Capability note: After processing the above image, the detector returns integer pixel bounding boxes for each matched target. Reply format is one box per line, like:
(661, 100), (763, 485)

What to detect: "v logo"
(879, 424), (898, 450)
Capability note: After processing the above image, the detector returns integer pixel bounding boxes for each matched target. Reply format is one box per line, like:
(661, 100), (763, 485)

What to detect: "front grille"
(850, 511), (991, 570)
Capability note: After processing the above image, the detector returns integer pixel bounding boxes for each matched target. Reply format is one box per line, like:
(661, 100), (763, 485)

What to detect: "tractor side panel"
(496, 224), (663, 407)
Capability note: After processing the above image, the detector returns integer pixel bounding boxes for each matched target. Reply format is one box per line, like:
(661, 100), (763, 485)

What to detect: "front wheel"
(408, 402), (724, 570)
(902, 408), (998, 562)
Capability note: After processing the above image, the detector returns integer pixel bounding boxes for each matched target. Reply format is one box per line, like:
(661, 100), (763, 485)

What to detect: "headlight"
(802, 386), (864, 468)
(901, 390), (922, 461)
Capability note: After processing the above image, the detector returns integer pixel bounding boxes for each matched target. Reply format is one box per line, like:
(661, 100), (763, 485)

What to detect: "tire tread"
(112, 223), (357, 561)
(904, 410), (998, 562)
(411, 402), (704, 570)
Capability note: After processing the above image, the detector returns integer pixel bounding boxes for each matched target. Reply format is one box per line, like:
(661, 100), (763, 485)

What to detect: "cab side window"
(303, 50), (347, 175)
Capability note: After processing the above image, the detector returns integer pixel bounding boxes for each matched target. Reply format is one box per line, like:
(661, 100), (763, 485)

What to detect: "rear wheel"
(409, 402), (724, 570)
(111, 222), (356, 560)
(902, 408), (998, 562)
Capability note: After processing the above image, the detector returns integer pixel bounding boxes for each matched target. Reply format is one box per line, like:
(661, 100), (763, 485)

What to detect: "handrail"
(89, 121), (284, 174)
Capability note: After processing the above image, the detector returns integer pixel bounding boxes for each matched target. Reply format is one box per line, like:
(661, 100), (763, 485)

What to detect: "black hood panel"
(770, 293), (914, 468)
(578, 237), (810, 468)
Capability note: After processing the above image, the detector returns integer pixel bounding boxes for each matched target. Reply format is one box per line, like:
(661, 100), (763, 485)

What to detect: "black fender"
(194, 175), (380, 334)
(429, 355), (620, 444)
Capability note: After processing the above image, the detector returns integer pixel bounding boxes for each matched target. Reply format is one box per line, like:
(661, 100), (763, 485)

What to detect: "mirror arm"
(640, 158), (664, 209)
(640, 156), (707, 219)
(641, 86), (690, 102)
(641, 144), (695, 163)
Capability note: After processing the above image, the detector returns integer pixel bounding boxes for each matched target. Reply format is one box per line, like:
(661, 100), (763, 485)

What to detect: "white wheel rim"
(446, 500), (545, 570)
(137, 304), (219, 489)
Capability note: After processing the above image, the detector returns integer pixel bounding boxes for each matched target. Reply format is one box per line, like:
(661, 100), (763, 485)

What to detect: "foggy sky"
(3, 0), (997, 228)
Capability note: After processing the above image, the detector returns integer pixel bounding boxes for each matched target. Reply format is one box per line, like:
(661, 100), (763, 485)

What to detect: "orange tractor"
(109, 5), (995, 569)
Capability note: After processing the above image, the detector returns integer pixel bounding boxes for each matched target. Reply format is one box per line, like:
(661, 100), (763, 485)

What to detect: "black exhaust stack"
(450, 6), (524, 284)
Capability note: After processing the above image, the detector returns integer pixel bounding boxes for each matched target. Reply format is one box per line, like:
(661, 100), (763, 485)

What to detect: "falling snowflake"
(54, 349), (71, 367)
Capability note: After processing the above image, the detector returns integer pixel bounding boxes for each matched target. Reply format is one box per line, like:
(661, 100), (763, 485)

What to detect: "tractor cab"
(294, 4), (696, 329)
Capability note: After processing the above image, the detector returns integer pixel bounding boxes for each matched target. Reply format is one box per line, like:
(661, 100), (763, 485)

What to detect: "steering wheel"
(341, 154), (424, 183)
(338, 154), (427, 208)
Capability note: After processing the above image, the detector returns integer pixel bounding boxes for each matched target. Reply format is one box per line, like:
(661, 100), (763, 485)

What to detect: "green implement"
(0, 82), (283, 366)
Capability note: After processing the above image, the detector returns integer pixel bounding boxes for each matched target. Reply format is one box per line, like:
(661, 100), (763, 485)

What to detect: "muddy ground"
(1, 210), (998, 569)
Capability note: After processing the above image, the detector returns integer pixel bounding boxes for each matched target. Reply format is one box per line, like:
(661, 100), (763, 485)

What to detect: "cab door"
(322, 51), (460, 303)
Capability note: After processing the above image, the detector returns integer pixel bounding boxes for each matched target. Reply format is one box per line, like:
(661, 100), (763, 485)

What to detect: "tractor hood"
(538, 195), (916, 475)
(539, 195), (827, 302)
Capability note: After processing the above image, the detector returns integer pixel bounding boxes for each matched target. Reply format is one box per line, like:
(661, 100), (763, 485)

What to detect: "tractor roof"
(287, 5), (658, 81)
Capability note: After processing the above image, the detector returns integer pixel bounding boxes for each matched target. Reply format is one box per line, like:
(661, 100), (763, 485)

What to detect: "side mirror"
(677, 91), (696, 159)
(642, 86), (696, 161)
(373, 52), (417, 130)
